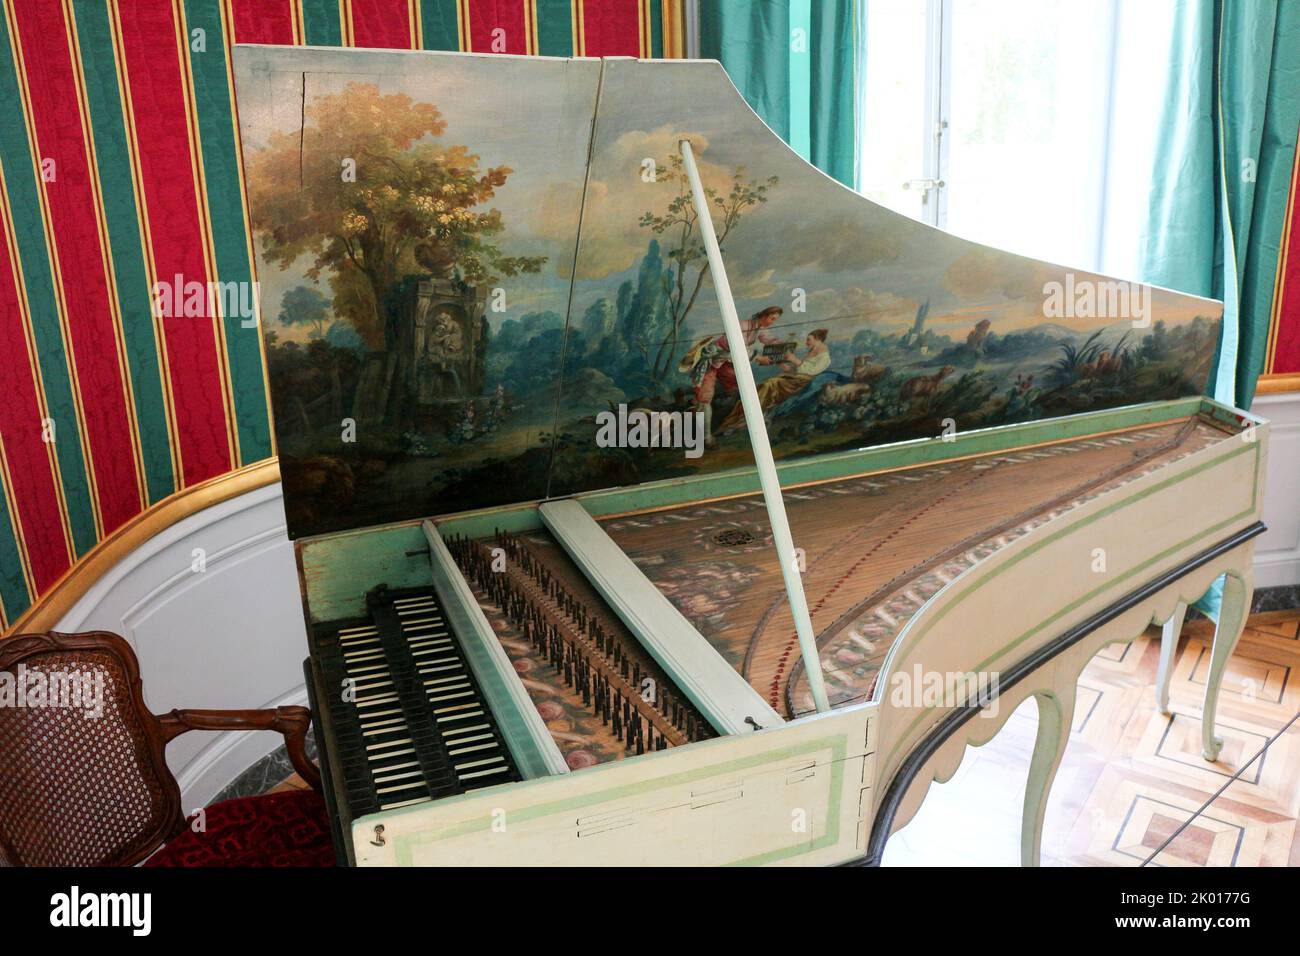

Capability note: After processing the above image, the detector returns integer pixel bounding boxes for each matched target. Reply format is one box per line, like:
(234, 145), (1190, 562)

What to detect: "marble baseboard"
(1254, 584), (1300, 613)
(1180, 584), (1298, 623)
(211, 729), (317, 804)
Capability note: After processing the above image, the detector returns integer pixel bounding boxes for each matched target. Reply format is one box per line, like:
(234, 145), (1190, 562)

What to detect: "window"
(860, 0), (1176, 278)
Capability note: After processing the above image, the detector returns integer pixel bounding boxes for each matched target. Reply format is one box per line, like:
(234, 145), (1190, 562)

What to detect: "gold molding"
(1256, 372), (1300, 395)
(661, 0), (686, 57)
(5, 458), (281, 637)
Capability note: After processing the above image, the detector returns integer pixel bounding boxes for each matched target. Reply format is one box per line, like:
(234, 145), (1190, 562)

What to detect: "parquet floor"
(882, 611), (1300, 867)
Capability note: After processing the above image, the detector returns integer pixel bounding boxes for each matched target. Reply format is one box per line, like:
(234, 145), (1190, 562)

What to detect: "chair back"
(0, 632), (183, 866)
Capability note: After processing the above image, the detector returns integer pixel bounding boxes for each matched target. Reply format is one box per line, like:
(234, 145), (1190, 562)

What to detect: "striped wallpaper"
(1264, 120), (1300, 380)
(0, 0), (682, 631)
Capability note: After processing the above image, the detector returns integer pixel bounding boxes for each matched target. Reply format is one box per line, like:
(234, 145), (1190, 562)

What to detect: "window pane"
(860, 0), (930, 222)
(945, 0), (1114, 269)
(1098, 0), (1180, 280)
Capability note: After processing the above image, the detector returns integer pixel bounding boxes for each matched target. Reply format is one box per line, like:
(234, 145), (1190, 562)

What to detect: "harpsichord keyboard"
(311, 585), (520, 821)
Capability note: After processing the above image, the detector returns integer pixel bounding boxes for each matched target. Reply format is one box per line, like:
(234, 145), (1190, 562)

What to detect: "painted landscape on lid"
(234, 49), (1223, 538)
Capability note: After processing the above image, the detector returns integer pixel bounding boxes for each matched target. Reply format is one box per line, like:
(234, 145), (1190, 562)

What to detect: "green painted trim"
(1202, 397), (1260, 429)
(732, 734), (847, 866)
(377, 729), (850, 865)
(419, 0), (461, 51)
(882, 439), (1260, 770)
(0, 12), (97, 555)
(299, 522), (431, 622)
(432, 501), (543, 539)
(356, 399), (1223, 551)
(183, 1), (274, 465)
(424, 521), (570, 779)
(535, 0), (574, 57)
(301, 0), (344, 46)
(72, 1), (176, 503)
(574, 399), (1207, 518)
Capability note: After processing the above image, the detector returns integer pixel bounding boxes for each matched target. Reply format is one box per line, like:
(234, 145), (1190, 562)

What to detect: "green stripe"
(184, 1), (274, 464)
(648, 0), (663, 58)
(0, 471), (31, 626)
(0, 12), (97, 555)
(535, 0), (573, 56)
(72, 2), (176, 503)
(301, 0), (344, 46)
(420, 0), (461, 50)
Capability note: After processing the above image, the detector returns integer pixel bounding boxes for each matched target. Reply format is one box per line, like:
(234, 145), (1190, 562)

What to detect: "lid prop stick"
(679, 138), (830, 714)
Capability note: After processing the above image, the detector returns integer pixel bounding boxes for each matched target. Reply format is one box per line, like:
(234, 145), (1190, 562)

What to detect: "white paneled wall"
(1252, 391), (1300, 589)
(55, 482), (308, 812)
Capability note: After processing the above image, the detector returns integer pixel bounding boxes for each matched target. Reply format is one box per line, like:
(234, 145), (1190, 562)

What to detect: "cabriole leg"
(1156, 601), (1187, 715)
(1021, 690), (1074, 867)
(1201, 570), (1253, 762)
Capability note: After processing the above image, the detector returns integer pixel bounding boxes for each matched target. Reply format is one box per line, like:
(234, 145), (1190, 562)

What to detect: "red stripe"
(1274, 164), (1300, 375)
(350, 0), (414, 48)
(11, 1), (140, 534)
(579, 0), (642, 57)
(229, 0), (297, 44)
(467, 0), (527, 54)
(0, 196), (72, 592)
(116, 0), (233, 486)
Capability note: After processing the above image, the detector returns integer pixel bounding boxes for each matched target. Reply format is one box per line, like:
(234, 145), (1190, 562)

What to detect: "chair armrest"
(158, 706), (322, 793)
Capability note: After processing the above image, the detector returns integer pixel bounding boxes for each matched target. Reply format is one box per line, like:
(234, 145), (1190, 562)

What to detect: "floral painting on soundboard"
(236, 50), (1225, 538)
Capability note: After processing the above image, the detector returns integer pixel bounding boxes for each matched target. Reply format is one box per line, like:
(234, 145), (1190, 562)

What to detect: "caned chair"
(0, 631), (334, 867)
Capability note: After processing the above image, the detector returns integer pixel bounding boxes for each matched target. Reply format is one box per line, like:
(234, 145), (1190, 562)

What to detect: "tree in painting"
(246, 82), (545, 350)
(277, 285), (330, 339)
(639, 151), (777, 380)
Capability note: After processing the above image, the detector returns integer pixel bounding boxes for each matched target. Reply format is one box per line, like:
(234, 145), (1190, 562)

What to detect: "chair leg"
(1156, 601), (1187, 715)
(1021, 690), (1074, 867)
(1202, 570), (1252, 762)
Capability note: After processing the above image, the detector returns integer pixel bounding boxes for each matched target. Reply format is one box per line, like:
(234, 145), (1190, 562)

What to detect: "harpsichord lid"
(232, 47), (1223, 540)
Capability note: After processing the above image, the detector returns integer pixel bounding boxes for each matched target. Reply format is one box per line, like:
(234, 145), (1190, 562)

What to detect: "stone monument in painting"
(352, 278), (487, 430)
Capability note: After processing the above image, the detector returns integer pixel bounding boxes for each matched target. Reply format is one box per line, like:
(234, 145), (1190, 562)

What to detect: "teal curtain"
(699, 0), (863, 188)
(1138, 1), (1300, 620)
(1139, 0), (1300, 410)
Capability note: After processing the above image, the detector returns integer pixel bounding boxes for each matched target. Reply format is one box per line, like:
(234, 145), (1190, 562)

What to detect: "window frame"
(869, 0), (1126, 273)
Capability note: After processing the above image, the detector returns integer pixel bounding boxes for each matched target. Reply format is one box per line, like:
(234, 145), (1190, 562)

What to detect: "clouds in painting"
(572, 59), (1219, 344)
(241, 49), (1219, 356)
